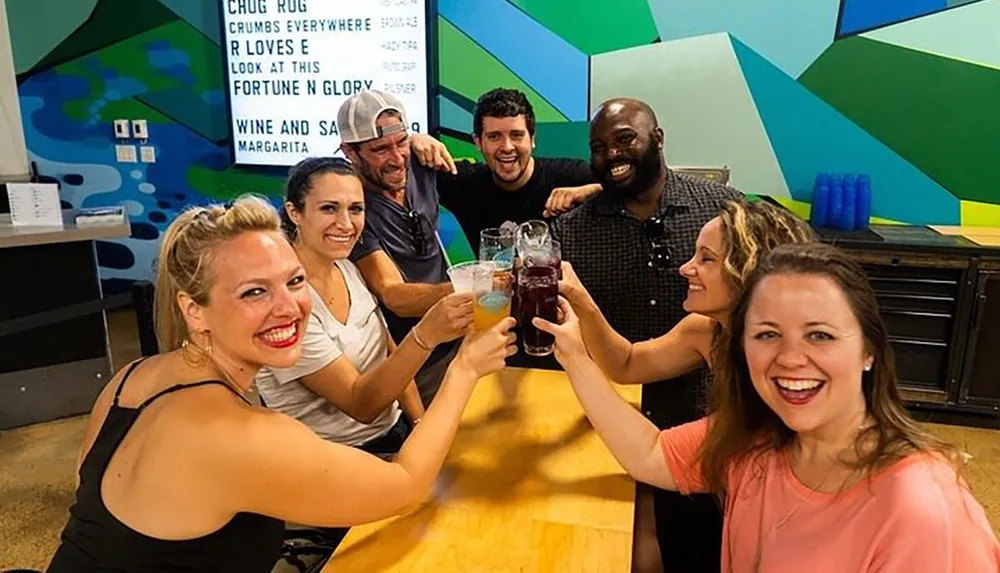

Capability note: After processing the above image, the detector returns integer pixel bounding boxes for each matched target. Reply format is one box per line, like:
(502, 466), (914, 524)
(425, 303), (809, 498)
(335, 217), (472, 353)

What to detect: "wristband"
(410, 327), (433, 351)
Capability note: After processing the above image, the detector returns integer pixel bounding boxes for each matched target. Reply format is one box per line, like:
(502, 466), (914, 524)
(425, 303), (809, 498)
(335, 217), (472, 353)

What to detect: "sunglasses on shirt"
(644, 215), (673, 269)
(406, 210), (430, 256)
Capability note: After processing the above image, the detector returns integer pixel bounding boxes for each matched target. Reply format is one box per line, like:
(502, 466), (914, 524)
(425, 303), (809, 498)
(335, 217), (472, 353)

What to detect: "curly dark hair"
(473, 88), (536, 138)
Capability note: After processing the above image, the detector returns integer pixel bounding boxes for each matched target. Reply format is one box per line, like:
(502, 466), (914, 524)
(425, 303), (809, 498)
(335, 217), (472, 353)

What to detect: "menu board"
(220, 0), (430, 167)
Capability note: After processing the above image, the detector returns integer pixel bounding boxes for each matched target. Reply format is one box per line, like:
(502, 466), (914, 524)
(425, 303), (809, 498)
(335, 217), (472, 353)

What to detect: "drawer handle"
(970, 293), (988, 332)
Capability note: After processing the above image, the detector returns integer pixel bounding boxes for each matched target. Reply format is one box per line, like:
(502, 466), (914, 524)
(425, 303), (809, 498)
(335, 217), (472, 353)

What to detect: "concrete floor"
(1, 309), (998, 571)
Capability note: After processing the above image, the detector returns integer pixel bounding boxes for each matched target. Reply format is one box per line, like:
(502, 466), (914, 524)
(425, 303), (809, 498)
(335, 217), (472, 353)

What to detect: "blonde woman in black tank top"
(47, 196), (516, 572)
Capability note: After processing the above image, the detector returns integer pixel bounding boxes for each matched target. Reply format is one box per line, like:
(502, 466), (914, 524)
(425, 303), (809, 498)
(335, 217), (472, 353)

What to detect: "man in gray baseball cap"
(338, 90), (413, 193)
(341, 90), (473, 408)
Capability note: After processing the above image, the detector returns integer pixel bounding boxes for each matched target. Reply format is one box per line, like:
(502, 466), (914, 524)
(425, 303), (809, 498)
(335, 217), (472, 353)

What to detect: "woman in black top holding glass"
(46, 195), (515, 572)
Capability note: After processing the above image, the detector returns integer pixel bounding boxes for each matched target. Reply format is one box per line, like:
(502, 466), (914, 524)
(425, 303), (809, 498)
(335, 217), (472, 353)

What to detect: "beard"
(357, 155), (408, 193)
(490, 153), (527, 183)
(593, 141), (663, 200)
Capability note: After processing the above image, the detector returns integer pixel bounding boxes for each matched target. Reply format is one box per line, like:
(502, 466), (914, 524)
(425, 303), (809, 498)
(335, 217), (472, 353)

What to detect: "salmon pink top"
(659, 417), (1000, 572)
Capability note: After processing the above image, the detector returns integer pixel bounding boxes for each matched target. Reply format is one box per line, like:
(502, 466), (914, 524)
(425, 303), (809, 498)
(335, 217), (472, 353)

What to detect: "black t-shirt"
(438, 156), (594, 371)
(437, 157), (594, 254)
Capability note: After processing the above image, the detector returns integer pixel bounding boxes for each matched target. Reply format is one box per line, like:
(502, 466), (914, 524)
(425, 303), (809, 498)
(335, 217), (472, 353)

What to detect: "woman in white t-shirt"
(256, 157), (475, 457)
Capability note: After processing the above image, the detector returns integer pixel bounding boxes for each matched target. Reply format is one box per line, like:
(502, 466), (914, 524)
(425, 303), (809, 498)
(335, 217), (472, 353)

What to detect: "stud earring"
(864, 363), (873, 372)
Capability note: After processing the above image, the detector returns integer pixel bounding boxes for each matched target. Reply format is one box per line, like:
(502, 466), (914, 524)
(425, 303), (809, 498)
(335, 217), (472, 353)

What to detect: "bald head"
(588, 97), (666, 200)
(591, 98), (659, 133)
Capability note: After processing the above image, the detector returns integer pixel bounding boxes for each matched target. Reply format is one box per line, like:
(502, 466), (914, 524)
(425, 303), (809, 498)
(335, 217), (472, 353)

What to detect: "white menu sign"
(221, 0), (430, 167)
(6, 183), (63, 227)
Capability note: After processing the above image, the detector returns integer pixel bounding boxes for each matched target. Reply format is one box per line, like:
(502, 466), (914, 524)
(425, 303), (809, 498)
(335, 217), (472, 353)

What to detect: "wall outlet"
(132, 119), (149, 139)
(115, 144), (137, 163)
(114, 119), (131, 139)
(140, 146), (156, 163)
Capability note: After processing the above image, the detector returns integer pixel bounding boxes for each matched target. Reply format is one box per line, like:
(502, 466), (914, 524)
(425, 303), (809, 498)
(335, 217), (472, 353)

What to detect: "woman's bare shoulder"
(677, 314), (718, 359)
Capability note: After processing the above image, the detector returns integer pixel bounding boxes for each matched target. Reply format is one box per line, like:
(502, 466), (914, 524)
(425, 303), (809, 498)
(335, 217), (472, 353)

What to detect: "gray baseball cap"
(337, 90), (409, 144)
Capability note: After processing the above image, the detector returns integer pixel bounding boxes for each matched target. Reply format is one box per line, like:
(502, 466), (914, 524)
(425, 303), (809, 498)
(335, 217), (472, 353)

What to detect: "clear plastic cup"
(446, 261), (494, 294)
(480, 228), (515, 270)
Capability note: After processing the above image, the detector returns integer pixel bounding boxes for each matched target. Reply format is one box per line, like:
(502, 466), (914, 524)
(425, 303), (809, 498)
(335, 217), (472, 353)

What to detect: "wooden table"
(325, 367), (640, 572)
(931, 225), (1000, 247)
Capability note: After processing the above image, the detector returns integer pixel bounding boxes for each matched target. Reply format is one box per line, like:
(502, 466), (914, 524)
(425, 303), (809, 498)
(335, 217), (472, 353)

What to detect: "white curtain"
(0, 0), (28, 181)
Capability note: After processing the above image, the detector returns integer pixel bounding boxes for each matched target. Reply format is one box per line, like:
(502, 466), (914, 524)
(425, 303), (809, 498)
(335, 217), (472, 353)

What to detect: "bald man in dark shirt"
(553, 97), (742, 573)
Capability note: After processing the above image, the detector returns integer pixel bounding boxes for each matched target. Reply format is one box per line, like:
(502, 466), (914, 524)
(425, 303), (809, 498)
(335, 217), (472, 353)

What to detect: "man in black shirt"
(409, 88), (601, 371)
(410, 87), (601, 254)
(552, 98), (742, 573)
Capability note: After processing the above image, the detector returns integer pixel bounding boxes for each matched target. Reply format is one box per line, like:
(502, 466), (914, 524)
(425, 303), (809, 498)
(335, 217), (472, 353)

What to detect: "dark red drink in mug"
(517, 265), (558, 356)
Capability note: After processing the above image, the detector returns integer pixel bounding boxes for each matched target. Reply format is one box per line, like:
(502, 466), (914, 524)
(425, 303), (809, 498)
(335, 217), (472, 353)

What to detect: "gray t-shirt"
(255, 260), (400, 446)
(349, 160), (455, 363)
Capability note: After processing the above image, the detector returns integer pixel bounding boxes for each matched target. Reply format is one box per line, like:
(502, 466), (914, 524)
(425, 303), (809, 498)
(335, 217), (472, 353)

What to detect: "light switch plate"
(115, 144), (137, 163)
(132, 119), (149, 139)
(114, 119), (131, 139)
(140, 146), (156, 163)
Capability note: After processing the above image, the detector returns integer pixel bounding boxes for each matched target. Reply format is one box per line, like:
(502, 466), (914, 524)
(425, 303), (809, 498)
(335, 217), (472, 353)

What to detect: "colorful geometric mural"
(837, 0), (985, 37)
(438, 0), (999, 227)
(10, 0), (285, 294)
(8, 0), (1000, 291)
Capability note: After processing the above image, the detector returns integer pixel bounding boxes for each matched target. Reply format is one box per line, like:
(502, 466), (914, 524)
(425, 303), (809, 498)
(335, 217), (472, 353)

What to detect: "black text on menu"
(228, 0), (308, 15)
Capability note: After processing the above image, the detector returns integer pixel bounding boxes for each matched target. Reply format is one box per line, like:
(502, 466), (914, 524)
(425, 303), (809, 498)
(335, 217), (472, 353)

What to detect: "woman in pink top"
(536, 242), (999, 572)
(559, 198), (815, 572)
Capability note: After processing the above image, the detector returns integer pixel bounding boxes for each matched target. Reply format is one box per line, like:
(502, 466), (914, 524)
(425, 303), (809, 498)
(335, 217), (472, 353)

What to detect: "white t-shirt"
(255, 259), (401, 446)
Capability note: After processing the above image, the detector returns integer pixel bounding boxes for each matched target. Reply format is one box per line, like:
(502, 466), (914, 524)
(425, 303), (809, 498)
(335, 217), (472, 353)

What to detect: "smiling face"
(742, 272), (871, 436)
(588, 101), (664, 199)
(181, 230), (312, 372)
(679, 217), (733, 320)
(286, 171), (365, 260)
(346, 111), (410, 193)
(475, 115), (535, 187)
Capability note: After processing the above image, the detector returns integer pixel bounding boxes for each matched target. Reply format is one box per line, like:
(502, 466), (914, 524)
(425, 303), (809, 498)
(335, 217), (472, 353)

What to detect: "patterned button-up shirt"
(552, 169), (743, 429)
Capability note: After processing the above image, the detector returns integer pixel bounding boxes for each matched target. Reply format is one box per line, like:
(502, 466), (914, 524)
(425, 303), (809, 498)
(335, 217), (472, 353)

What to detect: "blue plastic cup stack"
(810, 172), (872, 231)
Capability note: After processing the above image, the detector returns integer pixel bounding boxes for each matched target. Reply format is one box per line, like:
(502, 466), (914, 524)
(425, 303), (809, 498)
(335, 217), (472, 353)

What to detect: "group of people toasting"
(45, 87), (998, 573)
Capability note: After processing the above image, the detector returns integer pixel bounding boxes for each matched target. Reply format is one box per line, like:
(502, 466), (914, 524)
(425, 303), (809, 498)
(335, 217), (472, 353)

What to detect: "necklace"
(207, 359), (254, 407)
(748, 452), (845, 572)
(180, 341), (254, 406)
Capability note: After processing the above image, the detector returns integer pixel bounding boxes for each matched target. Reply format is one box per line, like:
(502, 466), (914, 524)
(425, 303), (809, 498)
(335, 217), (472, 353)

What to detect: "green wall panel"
(188, 165), (284, 200)
(7, 0), (98, 74)
(534, 121), (591, 160)
(441, 134), (484, 162)
(509, 0), (658, 55)
(800, 36), (1000, 204)
(27, 0), (177, 75)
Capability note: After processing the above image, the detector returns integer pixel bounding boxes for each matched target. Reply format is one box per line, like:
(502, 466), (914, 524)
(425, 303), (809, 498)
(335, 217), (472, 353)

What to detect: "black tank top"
(47, 359), (285, 572)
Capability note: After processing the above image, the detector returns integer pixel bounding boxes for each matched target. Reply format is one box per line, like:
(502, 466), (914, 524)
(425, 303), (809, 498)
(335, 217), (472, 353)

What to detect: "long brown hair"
(699, 242), (962, 494)
(154, 195), (282, 352)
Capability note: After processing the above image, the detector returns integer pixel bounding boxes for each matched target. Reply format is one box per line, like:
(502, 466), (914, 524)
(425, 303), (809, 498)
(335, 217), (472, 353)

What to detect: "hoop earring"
(181, 332), (212, 358)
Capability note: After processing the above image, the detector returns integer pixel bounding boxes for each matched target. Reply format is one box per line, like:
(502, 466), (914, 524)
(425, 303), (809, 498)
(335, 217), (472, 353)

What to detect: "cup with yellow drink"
(447, 260), (511, 331)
